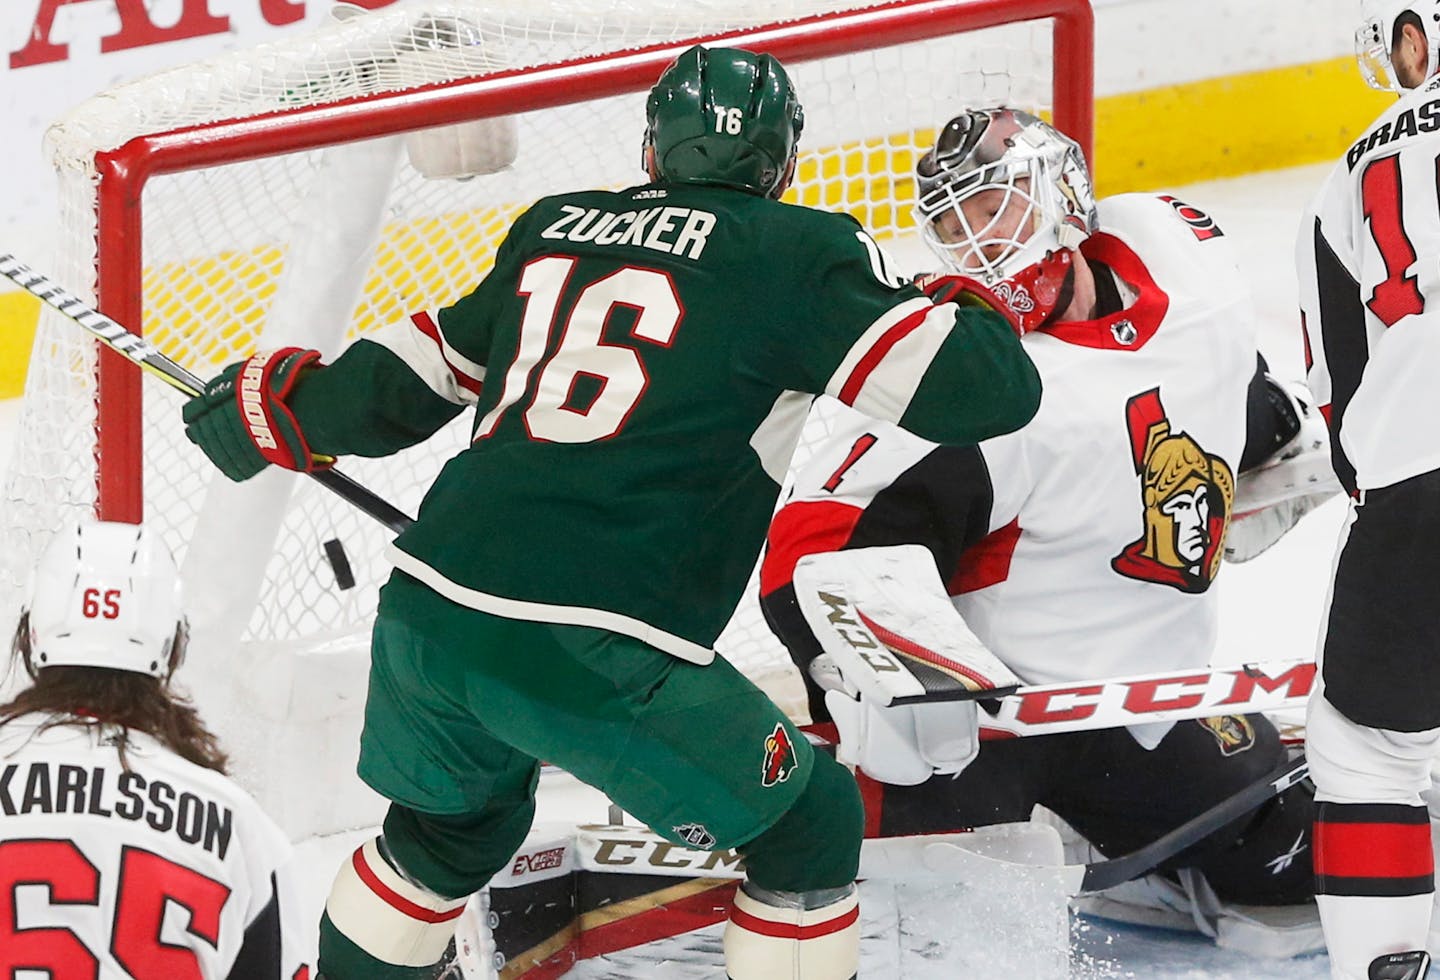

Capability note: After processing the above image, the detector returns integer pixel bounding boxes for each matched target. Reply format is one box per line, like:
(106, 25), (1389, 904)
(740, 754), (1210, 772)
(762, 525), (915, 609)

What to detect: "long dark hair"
(0, 612), (228, 773)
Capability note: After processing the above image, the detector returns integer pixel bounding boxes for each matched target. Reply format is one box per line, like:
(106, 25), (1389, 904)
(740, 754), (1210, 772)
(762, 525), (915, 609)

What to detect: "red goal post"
(89, 0), (1092, 521)
(4, 0), (1093, 836)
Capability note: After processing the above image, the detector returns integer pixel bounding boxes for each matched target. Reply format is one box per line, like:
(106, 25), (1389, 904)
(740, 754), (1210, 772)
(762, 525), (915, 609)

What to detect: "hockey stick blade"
(922, 752), (1311, 895)
(0, 253), (415, 535)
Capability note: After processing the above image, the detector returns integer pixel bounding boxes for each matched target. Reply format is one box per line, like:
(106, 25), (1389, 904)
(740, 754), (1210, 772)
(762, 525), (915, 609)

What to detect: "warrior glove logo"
(761, 722), (797, 788)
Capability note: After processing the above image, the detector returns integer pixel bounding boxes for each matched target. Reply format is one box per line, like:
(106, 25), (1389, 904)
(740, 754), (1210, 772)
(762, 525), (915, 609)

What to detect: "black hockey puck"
(323, 538), (356, 590)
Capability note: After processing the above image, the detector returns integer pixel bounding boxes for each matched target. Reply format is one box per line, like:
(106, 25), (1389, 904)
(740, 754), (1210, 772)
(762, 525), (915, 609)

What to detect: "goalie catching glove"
(1224, 376), (1342, 563)
(792, 544), (1020, 786)
(182, 347), (330, 482)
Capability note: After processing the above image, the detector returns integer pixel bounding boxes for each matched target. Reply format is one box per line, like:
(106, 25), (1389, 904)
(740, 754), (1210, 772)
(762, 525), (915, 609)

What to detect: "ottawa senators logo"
(761, 723), (797, 788)
(1195, 715), (1256, 756)
(1111, 389), (1234, 593)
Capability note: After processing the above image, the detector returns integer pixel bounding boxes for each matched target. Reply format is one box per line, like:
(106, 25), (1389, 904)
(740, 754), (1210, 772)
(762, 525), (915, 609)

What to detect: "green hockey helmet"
(644, 45), (804, 199)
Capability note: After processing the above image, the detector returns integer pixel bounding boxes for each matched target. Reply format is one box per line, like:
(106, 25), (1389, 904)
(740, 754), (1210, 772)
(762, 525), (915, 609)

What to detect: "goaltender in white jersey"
(762, 108), (1332, 956)
(771, 190), (1254, 699)
(0, 522), (310, 979)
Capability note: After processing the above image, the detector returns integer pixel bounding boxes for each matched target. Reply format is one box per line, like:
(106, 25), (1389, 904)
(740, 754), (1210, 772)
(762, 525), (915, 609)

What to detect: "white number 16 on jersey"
(474, 256), (682, 443)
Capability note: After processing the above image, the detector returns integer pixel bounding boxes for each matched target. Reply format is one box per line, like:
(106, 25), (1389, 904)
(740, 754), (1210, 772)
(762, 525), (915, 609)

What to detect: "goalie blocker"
(792, 544), (1021, 785)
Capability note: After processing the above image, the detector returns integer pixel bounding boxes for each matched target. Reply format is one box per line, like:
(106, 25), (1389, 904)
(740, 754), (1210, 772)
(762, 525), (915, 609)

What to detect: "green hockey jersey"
(289, 181), (1040, 662)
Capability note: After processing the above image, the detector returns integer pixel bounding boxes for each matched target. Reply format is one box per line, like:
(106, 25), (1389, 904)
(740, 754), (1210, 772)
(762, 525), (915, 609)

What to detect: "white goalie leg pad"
(792, 544), (1020, 705)
(723, 881), (859, 980)
(325, 838), (470, 967)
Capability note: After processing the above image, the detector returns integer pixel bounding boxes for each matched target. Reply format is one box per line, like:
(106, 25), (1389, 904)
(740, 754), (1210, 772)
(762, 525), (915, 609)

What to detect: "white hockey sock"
(1319, 894), (1434, 980)
(325, 838), (470, 967)
(723, 881), (859, 980)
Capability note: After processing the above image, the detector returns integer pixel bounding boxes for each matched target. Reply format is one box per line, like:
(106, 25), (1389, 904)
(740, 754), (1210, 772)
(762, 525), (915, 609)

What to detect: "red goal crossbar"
(89, 0), (1094, 521)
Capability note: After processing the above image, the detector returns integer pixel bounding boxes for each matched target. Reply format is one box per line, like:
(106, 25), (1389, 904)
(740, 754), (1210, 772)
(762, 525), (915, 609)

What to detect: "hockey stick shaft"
(0, 253), (415, 535)
(979, 657), (1316, 737)
(921, 752), (1310, 895)
(1076, 752), (1310, 893)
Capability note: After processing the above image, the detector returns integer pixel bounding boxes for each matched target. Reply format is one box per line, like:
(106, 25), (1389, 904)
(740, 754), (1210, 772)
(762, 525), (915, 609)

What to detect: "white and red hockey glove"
(182, 347), (330, 482)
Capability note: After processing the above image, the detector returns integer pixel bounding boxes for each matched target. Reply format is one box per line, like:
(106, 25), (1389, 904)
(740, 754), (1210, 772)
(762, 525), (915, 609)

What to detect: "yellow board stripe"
(1093, 55), (1392, 194)
(0, 293), (39, 399)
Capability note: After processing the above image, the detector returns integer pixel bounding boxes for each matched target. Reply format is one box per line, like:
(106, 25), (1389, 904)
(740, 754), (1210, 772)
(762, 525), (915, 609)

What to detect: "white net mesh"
(2, 0), (1088, 836)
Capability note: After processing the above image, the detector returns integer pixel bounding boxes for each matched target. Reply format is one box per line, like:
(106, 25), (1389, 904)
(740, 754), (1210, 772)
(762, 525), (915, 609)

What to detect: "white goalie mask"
(914, 108), (1097, 286)
(23, 522), (186, 679)
(1356, 0), (1440, 91)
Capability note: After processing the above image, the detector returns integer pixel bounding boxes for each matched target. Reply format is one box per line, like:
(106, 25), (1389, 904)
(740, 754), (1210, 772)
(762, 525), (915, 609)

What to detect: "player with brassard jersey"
(180, 45), (1041, 980)
(1293, 4), (1440, 979)
(760, 108), (1337, 957)
(0, 521), (309, 979)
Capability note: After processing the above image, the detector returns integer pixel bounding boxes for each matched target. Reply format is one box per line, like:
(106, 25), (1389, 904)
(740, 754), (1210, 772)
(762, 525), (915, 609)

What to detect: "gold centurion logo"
(1111, 388), (1234, 593)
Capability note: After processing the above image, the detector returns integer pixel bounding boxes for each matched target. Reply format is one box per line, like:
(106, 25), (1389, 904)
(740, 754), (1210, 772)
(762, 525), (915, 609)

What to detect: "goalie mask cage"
(2, 0), (1092, 836)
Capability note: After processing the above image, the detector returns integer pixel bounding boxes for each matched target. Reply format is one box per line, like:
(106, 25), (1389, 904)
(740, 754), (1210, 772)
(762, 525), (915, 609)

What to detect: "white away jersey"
(1298, 73), (1440, 491)
(0, 716), (309, 979)
(762, 193), (1257, 690)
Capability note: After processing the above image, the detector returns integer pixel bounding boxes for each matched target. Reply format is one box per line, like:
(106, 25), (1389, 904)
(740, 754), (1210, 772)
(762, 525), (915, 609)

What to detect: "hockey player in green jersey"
(183, 44), (1040, 979)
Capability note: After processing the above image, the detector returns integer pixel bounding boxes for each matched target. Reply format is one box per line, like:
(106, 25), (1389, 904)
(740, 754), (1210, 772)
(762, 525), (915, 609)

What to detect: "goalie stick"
(979, 656), (1316, 738)
(0, 253), (416, 535)
(561, 754), (1309, 894)
(923, 752), (1312, 895)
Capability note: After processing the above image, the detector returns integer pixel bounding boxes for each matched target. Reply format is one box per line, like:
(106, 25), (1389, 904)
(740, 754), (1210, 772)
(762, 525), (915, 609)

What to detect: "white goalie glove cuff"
(825, 687), (980, 786)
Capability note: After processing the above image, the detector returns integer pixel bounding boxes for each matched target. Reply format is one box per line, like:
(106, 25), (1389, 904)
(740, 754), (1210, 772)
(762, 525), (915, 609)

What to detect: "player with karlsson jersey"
(181, 46), (1041, 980)
(0, 522), (309, 978)
(761, 108), (1332, 952)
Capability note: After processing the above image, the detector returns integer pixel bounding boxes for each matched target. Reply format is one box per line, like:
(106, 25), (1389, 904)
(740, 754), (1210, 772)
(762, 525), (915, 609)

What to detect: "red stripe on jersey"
(729, 902), (860, 940)
(1314, 819), (1434, 881)
(837, 308), (930, 406)
(854, 766), (887, 838)
(1319, 403), (1333, 427)
(760, 501), (866, 596)
(855, 607), (997, 689)
(410, 311), (483, 395)
(947, 518), (1021, 594)
(351, 848), (466, 924)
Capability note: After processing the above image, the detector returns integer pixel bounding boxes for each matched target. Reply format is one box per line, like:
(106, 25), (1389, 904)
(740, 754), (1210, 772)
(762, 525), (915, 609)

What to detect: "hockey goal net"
(2, 0), (1092, 836)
